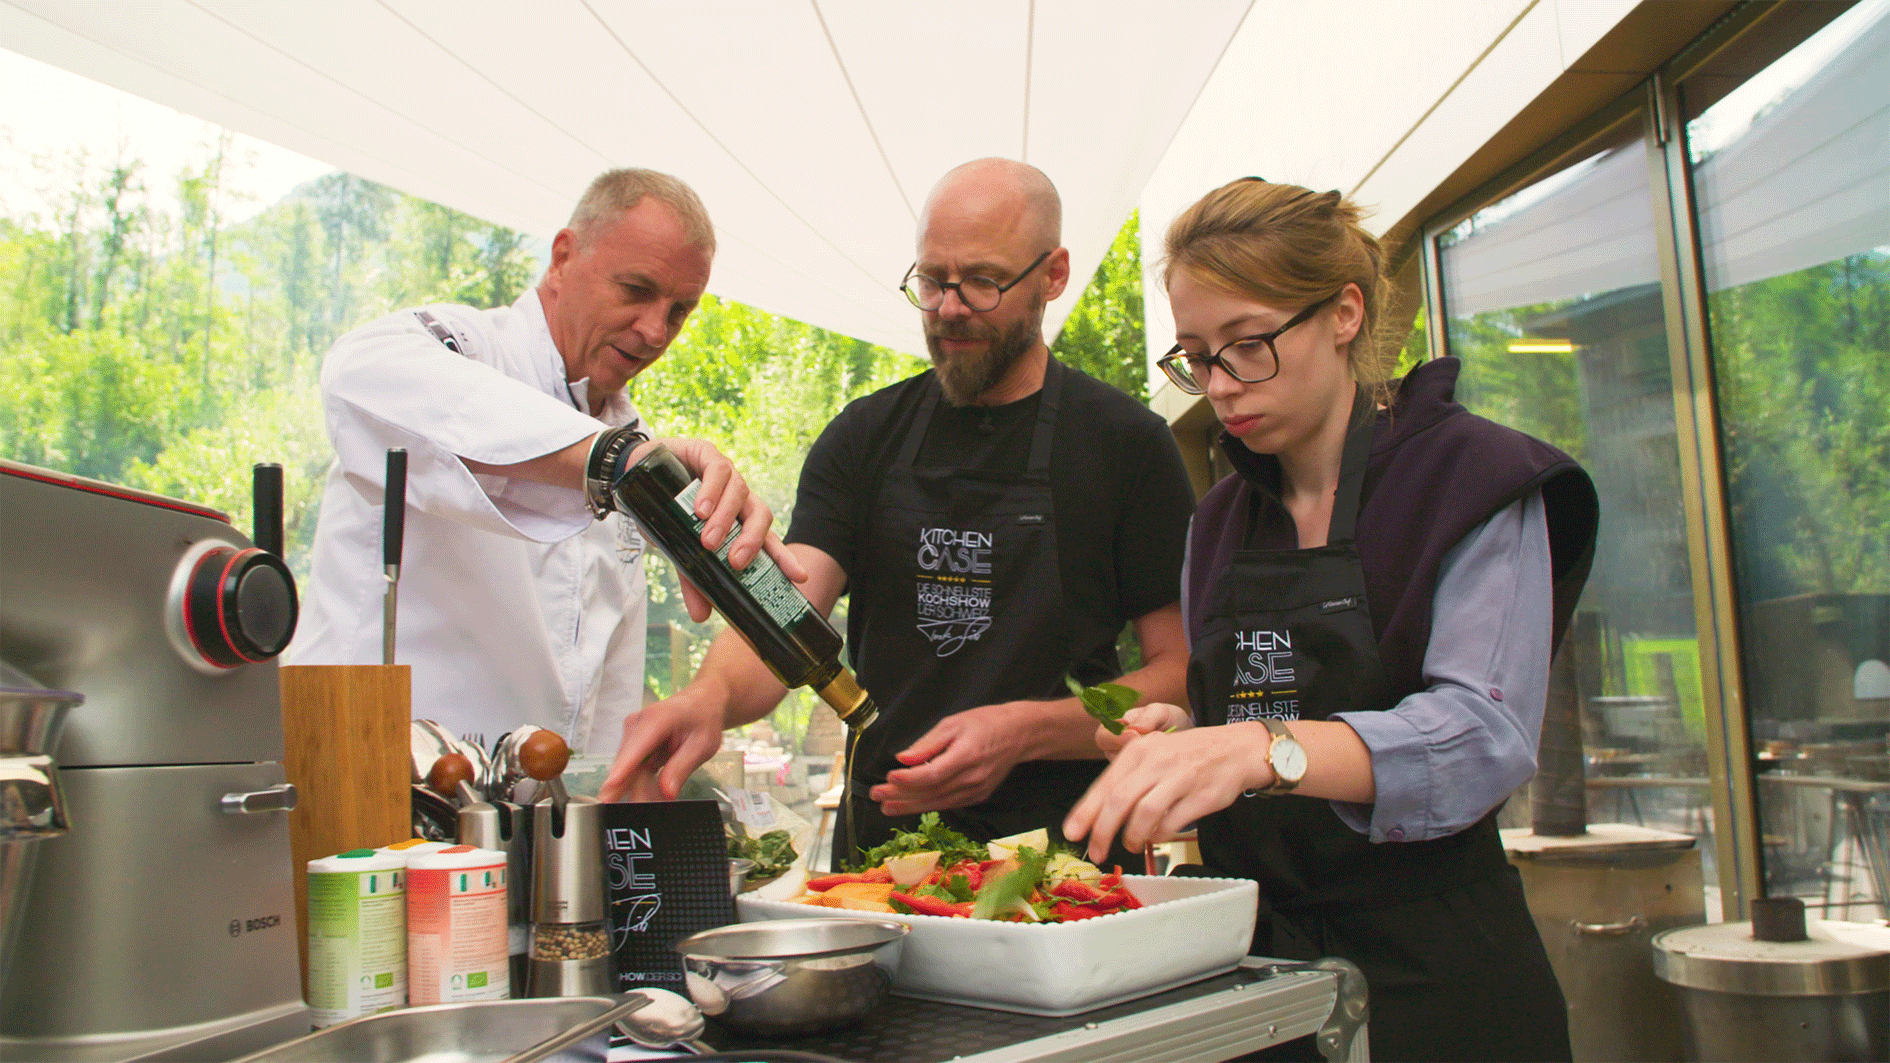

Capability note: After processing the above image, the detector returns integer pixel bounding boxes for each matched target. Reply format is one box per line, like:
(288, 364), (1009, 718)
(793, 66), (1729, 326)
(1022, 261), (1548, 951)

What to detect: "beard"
(925, 296), (1044, 406)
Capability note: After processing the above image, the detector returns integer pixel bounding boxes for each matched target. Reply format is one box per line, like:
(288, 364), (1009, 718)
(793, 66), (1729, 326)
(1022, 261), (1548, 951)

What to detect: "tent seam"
(809, 0), (915, 224)
(577, 0), (895, 300)
(1351, 0), (1542, 197)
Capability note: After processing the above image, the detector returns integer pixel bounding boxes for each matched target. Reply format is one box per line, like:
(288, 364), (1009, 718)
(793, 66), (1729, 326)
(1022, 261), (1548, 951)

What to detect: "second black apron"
(838, 358), (1133, 869)
(1188, 402), (1570, 1063)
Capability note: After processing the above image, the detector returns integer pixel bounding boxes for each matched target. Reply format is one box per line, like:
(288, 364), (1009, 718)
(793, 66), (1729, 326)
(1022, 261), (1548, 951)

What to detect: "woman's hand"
(1064, 720), (1273, 863)
(1095, 702), (1192, 759)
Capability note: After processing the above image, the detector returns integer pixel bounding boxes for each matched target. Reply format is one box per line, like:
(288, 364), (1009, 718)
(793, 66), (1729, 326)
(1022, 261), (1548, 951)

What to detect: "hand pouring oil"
(611, 444), (877, 865)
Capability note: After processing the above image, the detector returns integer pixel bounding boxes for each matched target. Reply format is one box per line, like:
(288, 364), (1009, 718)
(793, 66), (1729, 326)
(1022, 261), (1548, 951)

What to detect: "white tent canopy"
(1, 0), (1645, 371)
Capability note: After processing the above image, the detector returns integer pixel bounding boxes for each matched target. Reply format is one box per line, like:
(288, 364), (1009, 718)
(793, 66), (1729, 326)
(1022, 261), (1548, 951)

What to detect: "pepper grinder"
(456, 783), (531, 995)
(522, 733), (612, 996)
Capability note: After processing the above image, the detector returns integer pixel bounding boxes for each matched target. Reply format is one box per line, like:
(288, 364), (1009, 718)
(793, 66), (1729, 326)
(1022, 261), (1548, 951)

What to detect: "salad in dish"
(786, 814), (1143, 923)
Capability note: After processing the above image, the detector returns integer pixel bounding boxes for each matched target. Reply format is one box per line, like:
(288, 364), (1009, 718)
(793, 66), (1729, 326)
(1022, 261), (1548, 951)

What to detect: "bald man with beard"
(602, 159), (1195, 870)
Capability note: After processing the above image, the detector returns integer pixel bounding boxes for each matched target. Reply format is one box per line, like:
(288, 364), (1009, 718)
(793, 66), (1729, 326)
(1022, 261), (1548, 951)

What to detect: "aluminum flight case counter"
(616, 957), (1370, 1063)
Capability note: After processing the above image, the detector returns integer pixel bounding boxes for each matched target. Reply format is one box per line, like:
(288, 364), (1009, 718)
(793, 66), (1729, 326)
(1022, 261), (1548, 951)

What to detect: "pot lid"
(1652, 920), (1890, 996)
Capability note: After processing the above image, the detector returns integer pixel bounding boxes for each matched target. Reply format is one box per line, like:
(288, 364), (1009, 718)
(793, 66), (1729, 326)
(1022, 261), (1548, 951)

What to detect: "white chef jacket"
(287, 289), (649, 756)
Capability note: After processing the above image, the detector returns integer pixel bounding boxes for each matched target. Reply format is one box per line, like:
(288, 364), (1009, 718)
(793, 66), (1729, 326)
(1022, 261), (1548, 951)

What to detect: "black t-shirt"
(786, 362), (1195, 671)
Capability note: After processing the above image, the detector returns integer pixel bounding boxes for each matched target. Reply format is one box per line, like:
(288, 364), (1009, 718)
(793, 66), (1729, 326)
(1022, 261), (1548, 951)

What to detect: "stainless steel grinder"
(526, 792), (611, 996)
(0, 459), (307, 1061)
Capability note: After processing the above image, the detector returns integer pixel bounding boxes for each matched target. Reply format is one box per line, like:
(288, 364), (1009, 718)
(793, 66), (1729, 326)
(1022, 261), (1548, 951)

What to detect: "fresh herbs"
(727, 828), (797, 882)
(1066, 676), (1139, 736)
(848, 811), (986, 872)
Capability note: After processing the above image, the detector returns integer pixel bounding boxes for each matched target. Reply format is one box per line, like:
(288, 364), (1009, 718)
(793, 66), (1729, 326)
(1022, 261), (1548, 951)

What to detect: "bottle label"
(674, 480), (811, 629)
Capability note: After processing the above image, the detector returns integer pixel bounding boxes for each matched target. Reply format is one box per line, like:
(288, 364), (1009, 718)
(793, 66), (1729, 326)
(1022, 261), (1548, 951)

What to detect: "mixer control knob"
(180, 545), (299, 668)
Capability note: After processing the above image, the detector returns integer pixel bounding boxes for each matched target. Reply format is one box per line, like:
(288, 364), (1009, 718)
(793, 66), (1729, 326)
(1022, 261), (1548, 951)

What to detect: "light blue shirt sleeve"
(1329, 491), (1553, 842)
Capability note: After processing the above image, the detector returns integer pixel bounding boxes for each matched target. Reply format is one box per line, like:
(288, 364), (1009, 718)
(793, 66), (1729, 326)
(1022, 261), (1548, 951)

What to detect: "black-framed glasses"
(900, 250), (1052, 312)
(1156, 295), (1335, 395)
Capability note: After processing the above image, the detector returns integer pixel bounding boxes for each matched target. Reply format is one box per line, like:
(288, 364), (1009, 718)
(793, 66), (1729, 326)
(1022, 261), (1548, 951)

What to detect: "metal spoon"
(615, 987), (715, 1055)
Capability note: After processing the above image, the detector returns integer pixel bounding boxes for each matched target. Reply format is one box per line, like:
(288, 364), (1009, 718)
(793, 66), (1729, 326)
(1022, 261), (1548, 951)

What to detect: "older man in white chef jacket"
(289, 169), (803, 756)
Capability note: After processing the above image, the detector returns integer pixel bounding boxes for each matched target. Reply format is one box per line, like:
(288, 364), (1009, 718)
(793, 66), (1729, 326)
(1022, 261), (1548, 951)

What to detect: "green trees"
(1052, 211), (1147, 400)
(1711, 252), (1890, 597)
(0, 145), (539, 568)
(3, 144), (1160, 751)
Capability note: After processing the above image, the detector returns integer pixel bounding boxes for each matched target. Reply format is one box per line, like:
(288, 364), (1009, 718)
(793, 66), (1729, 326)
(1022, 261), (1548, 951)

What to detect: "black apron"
(1188, 405), (1571, 1063)
(837, 359), (1137, 869)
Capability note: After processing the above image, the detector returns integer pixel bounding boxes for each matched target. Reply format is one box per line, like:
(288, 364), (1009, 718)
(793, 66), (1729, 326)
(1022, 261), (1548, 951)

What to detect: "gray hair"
(568, 168), (715, 254)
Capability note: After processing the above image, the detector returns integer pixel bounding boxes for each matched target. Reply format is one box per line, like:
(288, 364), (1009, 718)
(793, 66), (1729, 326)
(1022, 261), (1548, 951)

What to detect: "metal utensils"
(494, 726), (553, 806)
(672, 917), (907, 1037)
(227, 994), (644, 1063)
(0, 667), (83, 995)
(410, 720), (492, 798)
(614, 987), (714, 1055)
(382, 448), (406, 666)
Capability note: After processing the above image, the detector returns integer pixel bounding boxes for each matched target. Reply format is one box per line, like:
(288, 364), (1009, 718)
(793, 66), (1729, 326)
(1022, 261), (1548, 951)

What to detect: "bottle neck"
(816, 668), (877, 730)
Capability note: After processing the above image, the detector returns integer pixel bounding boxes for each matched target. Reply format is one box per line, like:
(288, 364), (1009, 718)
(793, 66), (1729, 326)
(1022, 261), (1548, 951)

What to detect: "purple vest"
(1186, 357), (1598, 703)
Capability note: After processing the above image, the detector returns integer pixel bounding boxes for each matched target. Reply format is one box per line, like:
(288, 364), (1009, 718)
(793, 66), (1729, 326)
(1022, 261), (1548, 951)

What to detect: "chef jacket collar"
(514, 289), (637, 429)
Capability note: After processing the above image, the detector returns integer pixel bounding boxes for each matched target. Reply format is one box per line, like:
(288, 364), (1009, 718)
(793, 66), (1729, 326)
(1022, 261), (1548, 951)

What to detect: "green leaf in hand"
(1066, 676), (1139, 736)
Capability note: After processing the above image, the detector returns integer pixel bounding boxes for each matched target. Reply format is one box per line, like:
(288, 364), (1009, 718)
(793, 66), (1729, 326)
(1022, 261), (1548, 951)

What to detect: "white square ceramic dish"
(736, 874), (1258, 1016)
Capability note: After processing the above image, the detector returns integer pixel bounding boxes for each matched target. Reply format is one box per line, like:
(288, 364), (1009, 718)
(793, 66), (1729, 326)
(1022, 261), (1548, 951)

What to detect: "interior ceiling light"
(1507, 339), (1576, 353)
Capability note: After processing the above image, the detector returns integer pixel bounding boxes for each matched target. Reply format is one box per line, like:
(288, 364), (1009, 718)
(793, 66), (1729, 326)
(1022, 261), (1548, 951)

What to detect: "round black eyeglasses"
(900, 250), (1052, 312)
(1156, 295), (1335, 395)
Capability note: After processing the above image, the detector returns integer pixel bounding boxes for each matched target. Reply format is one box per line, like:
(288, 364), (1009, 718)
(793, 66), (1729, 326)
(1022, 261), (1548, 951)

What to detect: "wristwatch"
(1258, 718), (1308, 795)
(583, 425), (650, 520)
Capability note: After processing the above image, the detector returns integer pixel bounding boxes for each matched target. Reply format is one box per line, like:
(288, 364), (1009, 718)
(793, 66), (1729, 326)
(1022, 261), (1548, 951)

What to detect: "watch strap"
(1259, 717), (1303, 796)
(583, 425), (650, 520)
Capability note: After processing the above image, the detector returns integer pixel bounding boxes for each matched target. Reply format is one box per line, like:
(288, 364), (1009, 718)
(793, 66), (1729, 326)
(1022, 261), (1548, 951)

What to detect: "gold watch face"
(1272, 736), (1308, 784)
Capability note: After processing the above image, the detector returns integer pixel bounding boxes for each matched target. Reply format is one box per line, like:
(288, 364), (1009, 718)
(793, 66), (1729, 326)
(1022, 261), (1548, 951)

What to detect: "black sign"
(599, 799), (735, 992)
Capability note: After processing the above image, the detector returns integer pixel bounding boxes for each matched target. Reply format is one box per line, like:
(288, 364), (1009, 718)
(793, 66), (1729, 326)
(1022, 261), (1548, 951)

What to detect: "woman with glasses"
(1065, 179), (1598, 1063)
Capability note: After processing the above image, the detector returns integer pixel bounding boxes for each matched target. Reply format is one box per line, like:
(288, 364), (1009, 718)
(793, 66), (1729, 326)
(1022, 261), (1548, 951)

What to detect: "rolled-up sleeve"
(320, 308), (604, 543)
(1330, 491), (1552, 842)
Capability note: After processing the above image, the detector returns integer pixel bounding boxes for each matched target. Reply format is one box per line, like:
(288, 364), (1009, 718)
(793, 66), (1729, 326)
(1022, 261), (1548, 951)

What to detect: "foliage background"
(0, 141), (1151, 751)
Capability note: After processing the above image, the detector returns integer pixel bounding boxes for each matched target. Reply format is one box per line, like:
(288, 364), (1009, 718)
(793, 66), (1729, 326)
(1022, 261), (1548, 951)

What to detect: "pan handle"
(1569, 914), (1646, 937)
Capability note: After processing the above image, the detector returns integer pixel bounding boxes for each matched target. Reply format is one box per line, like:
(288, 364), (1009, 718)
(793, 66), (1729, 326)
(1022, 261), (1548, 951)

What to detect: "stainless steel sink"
(228, 996), (640, 1063)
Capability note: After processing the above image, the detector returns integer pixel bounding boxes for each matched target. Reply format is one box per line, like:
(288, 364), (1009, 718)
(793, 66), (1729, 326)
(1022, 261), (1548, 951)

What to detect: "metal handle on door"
(1569, 914), (1646, 937)
(221, 783), (298, 814)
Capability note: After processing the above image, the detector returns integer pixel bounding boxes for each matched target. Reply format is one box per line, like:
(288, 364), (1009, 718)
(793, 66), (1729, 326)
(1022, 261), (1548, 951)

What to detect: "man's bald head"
(919, 158), (1061, 254)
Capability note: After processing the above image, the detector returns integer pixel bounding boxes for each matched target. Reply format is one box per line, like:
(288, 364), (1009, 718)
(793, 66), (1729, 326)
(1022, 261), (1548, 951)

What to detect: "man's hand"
(634, 436), (808, 622)
(869, 702), (1042, 816)
(1063, 720), (1272, 864)
(1094, 701), (1192, 760)
(598, 681), (730, 802)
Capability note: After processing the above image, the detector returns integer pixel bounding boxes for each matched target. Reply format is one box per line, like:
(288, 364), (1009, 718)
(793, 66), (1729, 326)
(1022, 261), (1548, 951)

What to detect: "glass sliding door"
(1435, 135), (1719, 881)
(1681, 0), (1890, 920)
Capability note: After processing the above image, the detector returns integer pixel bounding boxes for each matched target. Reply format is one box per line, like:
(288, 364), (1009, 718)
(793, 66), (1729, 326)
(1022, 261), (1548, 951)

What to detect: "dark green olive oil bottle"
(611, 444), (877, 731)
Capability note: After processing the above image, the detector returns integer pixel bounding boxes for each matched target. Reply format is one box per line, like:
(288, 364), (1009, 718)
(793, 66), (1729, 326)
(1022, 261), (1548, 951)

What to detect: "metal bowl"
(673, 917), (908, 1037)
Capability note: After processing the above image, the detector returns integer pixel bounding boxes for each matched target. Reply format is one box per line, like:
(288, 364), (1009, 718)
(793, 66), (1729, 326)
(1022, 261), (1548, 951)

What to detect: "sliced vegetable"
(971, 847), (1047, 921)
(884, 851), (941, 886)
(986, 827), (1050, 861)
(891, 891), (973, 918)
(806, 868), (892, 891)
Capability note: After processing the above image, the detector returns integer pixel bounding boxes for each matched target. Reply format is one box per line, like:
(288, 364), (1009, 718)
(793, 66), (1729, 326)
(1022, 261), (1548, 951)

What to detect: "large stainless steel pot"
(1652, 899), (1888, 1062)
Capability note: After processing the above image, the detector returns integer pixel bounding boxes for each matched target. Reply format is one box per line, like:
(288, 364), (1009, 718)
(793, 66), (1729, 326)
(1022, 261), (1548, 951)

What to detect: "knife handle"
(384, 448), (408, 567)
(252, 463), (284, 556)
